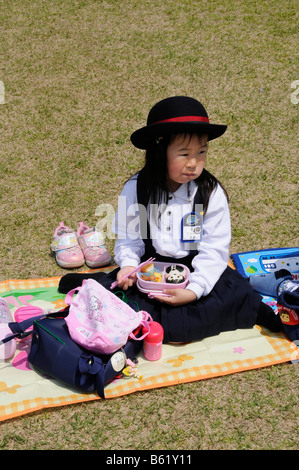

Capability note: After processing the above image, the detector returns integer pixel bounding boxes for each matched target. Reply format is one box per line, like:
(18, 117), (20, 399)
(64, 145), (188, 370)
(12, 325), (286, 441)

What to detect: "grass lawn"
(0, 0), (298, 450)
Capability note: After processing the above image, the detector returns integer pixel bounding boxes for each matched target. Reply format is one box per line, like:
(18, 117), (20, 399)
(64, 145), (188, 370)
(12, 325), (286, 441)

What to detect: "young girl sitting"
(59, 96), (281, 343)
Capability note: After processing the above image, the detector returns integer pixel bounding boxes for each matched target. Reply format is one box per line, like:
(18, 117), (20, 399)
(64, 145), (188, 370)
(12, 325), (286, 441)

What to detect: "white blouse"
(113, 173), (231, 299)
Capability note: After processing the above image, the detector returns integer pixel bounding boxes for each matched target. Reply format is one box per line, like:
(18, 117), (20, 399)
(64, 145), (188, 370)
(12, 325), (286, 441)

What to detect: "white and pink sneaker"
(77, 222), (112, 268)
(51, 222), (85, 268)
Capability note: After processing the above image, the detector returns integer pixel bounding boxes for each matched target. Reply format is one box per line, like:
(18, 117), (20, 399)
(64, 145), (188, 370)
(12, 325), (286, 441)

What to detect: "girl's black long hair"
(140, 133), (229, 214)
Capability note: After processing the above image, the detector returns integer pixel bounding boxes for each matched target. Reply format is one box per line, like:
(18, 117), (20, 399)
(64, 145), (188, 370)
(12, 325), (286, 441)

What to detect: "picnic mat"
(1, 268), (299, 423)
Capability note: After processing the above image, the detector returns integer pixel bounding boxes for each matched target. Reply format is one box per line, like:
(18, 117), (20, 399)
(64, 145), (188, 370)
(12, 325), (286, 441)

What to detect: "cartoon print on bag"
(88, 296), (104, 322)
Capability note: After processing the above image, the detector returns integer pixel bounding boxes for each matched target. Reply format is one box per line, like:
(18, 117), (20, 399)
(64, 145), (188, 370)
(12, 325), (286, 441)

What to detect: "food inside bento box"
(136, 261), (190, 294)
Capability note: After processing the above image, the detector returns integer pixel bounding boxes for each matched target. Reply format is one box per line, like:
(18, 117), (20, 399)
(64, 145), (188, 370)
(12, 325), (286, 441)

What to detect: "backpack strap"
(0, 308), (69, 345)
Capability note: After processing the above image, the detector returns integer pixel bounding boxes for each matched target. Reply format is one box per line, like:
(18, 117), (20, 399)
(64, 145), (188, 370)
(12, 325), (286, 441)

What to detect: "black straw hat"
(130, 96), (227, 149)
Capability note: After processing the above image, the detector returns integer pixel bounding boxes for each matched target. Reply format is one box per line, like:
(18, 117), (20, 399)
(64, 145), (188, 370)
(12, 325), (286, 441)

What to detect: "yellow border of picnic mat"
(0, 269), (298, 422)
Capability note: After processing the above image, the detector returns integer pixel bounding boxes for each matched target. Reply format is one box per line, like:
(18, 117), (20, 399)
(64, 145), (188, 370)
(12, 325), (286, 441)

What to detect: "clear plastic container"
(0, 297), (16, 360)
(0, 297), (13, 323)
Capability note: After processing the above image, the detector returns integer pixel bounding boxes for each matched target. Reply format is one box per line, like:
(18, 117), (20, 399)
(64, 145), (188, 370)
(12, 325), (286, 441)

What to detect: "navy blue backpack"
(3, 305), (143, 399)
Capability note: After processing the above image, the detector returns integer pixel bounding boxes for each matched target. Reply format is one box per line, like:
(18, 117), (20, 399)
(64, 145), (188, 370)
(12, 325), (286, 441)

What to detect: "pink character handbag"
(65, 279), (152, 355)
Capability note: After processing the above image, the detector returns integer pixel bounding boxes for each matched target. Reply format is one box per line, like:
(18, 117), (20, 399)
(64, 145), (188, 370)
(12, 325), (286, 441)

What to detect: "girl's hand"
(116, 266), (138, 290)
(152, 288), (197, 306)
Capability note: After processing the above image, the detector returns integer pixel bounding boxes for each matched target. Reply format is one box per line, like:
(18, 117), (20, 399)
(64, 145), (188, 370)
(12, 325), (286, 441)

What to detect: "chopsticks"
(110, 257), (156, 290)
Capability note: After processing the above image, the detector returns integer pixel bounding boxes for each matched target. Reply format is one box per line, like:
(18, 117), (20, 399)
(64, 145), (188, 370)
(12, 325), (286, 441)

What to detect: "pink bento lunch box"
(136, 261), (190, 295)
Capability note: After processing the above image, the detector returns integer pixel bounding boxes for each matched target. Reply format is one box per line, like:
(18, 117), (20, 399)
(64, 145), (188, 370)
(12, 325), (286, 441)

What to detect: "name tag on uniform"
(181, 211), (203, 243)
